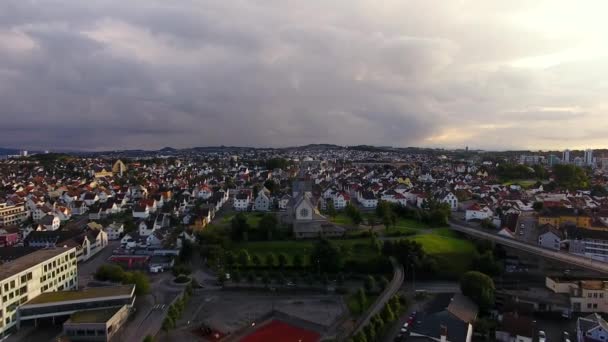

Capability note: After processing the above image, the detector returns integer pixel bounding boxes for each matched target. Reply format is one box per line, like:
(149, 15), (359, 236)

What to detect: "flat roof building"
(63, 305), (130, 342)
(0, 247), (77, 336)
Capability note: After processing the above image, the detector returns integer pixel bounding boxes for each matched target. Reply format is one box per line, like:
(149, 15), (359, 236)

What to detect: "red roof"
(241, 320), (320, 342)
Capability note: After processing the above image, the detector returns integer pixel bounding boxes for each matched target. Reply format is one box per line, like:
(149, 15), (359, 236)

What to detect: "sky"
(1, 0), (608, 151)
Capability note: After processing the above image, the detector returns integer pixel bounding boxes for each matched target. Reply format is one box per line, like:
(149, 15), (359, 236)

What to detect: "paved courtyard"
(177, 290), (347, 335)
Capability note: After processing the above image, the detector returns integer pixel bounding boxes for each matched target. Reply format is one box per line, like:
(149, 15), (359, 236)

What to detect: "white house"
(253, 191), (271, 211)
(537, 224), (563, 251)
(333, 192), (350, 209)
(138, 220), (157, 237)
(195, 185), (213, 199)
(233, 192), (251, 211)
(132, 204), (150, 219)
(278, 194), (291, 210)
(465, 204), (493, 221)
(358, 191), (378, 208)
(39, 214), (60, 231)
(437, 191), (459, 211)
(577, 313), (608, 342)
(104, 222), (124, 240)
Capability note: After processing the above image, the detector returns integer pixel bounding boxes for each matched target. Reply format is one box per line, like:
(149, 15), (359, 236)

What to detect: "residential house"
(546, 277), (608, 314)
(465, 204), (494, 221)
(104, 222), (124, 240)
(410, 293), (478, 342)
(577, 313), (608, 342)
(132, 204), (150, 219)
(539, 207), (591, 228)
(437, 190), (459, 211)
(358, 191), (378, 208)
(253, 191), (271, 211)
(0, 225), (20, 247)
(39, 214), (60, 231)
(495, 313), (534, 342)
(537, 224), (563, 251)
(234, 192), (251, 211)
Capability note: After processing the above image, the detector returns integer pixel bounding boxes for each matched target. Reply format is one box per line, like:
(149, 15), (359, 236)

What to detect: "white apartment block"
(546, 277), (608, 314)
(0, 247), (78, 336)
(0, 203), (28, 227)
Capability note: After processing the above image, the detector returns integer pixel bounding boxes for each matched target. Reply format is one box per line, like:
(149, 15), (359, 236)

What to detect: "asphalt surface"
(515, 213), (539, 244)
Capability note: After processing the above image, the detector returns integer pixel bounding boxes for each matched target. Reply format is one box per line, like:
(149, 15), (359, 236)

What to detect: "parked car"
(539, 330), (546, 342)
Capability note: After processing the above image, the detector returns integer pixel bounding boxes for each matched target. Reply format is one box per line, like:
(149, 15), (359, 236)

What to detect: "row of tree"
(350, 294), (407, 342)
(94, 264), (150, 295)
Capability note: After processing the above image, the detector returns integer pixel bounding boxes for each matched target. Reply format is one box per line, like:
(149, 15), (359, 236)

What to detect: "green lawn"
(408, 232), (477, 277)
(329, 213), (353, 226)
(220, 212), (264, 227)
(502, 179), (538, 188)
(393, 218), (431, 229)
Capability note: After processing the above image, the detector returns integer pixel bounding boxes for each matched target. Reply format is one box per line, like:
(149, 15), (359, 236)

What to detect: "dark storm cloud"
(0, 0), (606, 150)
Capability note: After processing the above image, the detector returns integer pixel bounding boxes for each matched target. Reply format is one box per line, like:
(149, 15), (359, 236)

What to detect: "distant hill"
(0, 148), (19, 155)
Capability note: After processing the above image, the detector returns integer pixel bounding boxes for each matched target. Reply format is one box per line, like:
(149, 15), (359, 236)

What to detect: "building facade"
(0, 247), (78, 336)
(0, 203), (28, 227)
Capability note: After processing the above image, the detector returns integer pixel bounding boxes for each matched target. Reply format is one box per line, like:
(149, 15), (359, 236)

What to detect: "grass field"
(408, 231), (477, 277)
(220, 212), (265, 227)
(393, 218), (431, 229)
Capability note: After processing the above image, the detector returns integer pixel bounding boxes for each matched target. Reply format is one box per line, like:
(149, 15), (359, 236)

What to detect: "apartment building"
(0, 203), (28, 227)
(546, 277), (608, 313)
(0, 247), (78, 336)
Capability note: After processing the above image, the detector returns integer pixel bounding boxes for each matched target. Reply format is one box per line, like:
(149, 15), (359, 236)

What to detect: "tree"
(552, 164), (589, 189)
(345, 203), (363, 225)
(381, 302), (395, 322)
(382, 214), (391, 230)
(473, 251), (503, 276)
(162, 316), (175, 331)
(310, 238), (343, 273)
(357, 287), (367, 311)
(94, 264), (126, 282)
(326, 201), (337, 218)
(225, 251), (236, 268)
(127, 271), (151, 295)
(532, 201), (544, 212)
(263, 179), (277, 193)
(376, 200), (391, 219)
(231, 213), (250, 241)
(460, 271), (495, 310)
(277, 253), (289, 269)
(265, 253), (277, 268)
(237, 249), (251, 267)
(364, 275), (376, 294)
(378, 276), (389, 291)
(143, 335), (154, 342)
(252, 254), (262, 267)
(258, 213), (278, 240)
(292, 254), (304, 269)
(367, 216), (376, 229)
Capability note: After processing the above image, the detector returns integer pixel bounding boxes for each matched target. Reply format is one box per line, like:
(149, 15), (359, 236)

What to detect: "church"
(288, 178), (345, 239)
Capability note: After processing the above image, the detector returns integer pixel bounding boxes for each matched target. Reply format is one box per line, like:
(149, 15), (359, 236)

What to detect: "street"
(78, 240), (120, 288)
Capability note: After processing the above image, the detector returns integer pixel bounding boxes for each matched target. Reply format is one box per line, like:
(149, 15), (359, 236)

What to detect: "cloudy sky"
(1, 0), (607, 151)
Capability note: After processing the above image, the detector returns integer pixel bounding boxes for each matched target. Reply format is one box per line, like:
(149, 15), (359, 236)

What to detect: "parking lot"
(165, 289), (347, 338)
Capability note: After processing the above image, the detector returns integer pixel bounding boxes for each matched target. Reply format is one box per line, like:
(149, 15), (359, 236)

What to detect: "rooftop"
(0, 247), (73, 282)
(24, 285), (134, 306)
(67, 306), (123, 324)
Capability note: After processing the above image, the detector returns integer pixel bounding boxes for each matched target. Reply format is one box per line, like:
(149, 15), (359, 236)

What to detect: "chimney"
(440, 324), (448, 342)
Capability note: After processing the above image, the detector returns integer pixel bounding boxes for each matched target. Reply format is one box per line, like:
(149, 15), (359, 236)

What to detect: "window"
(594, 293), (598, 298)
(589, 293), (593, 298)
(588, 303), (593, 309)
(601, 293), (605, 299)
(594, 304), (598, 309)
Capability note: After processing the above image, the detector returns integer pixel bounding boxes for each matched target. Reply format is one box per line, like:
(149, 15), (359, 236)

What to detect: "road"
(77, 240), (120, 288)
(351, 257), (404, 336)
(450, 221), (608, 274)
(515, 213), (538, 244)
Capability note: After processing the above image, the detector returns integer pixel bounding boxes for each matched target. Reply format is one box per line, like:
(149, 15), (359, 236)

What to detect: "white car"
(400, 322), (409, 333)
(538, 330), (546, 342)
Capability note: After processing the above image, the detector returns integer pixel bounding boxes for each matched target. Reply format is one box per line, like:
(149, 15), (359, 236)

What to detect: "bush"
(174, 274), (191, 284)
(172, 264), (192, 277)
